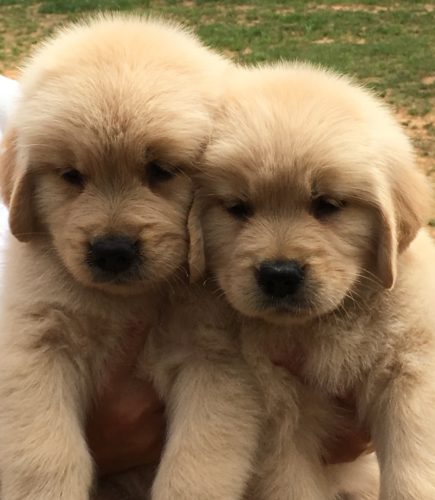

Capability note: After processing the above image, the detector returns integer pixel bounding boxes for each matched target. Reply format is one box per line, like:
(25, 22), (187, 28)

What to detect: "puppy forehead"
(204, 122), (376, 203)
(16, 70), (209, 172)
(16, 25), (215, 169)
(204, 71), (389, 202)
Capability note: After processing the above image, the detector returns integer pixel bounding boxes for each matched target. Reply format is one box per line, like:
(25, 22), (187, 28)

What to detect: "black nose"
(256, 260), (305, 298)
(89, 236), (139, 274)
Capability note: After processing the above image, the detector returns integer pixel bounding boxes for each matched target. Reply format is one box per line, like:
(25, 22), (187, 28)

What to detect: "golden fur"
(3, 16), (434, 499)
(0, 15), (262, 500)
(194, 62), (435, 499)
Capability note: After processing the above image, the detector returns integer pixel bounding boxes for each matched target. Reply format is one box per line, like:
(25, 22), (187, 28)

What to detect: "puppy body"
(198, 63), (435, 499)
(96, 284), (262, 500)
(0, 16), (261, 500)
(241, 233), (435, 499)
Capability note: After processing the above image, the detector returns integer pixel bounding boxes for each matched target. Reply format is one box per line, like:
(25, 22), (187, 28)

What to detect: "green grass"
(1, 1), (434, 110)
(0, 0), (434, 204)
(1, 1), (434, 105)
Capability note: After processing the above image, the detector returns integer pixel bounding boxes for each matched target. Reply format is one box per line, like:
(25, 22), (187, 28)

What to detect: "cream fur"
(195, 62), (435, 499)
(0, 15), (261, 500)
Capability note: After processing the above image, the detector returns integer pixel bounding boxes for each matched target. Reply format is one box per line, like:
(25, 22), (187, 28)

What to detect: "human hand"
(86, 326), (165, 476)
(322, 391), (374, 465)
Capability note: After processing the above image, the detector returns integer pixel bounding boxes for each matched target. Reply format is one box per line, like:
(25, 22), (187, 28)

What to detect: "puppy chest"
(253, 330), (377, 397)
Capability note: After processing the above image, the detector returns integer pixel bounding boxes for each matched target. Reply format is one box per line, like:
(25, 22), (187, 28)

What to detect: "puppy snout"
(256, 260), (305, 298)
(89, 236), (139, 275)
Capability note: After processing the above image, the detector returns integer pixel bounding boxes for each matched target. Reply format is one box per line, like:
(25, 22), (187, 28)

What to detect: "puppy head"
(196, 63), (431, 325)
(1, 15), (229, 295)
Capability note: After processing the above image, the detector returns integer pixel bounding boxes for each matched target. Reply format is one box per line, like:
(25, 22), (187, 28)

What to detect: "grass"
(0, 0), (434, 221)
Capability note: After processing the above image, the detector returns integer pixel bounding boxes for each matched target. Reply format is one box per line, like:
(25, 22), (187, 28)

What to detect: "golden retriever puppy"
(194, 63), (435, 499)
(0, 15), (261, 500)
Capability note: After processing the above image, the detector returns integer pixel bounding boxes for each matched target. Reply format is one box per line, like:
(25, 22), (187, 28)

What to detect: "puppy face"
(198, 64), (430, 325)
(1, 16), (228, 295)
(28, 121), (193, 295)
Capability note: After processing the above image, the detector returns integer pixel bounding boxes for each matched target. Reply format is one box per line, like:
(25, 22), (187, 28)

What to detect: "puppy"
(0, 15), (261, 500)
(195, 63), (435, 499)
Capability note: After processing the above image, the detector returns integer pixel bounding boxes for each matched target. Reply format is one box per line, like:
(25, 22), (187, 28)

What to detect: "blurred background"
(0, 0), (433, 226)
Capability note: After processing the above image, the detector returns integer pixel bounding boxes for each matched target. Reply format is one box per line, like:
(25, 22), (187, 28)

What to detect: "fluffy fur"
(194, 62), (435, 499)
(0, 15), (261, 500)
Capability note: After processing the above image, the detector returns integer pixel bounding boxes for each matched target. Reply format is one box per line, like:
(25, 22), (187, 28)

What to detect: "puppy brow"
(201, 169), (251, 199)
(310, 180), (323, 198)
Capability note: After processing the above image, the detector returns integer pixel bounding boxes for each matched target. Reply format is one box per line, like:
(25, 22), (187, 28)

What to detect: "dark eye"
(147, 161), (175, 185)
(61, 168), (85, 188)
(226, 200), (253, 220)
(312, 196), (345, 219)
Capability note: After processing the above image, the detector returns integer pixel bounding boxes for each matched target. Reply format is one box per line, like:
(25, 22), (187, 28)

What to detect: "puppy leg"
(252, 402), (330, 500)
(151, 355), (262, 500)
(0, 313), (93, 500)
(367, 366), (435, 499)
(326, 453), (379, 500)
(254, 443), (327, 500)
(248, 372), (329, 499)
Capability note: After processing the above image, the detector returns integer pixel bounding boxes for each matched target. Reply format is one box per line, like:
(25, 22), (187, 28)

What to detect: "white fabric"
(0, 76), (20, 275)
(0, 75), (20, 143)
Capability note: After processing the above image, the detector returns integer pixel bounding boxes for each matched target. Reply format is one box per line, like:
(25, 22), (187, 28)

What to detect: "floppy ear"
(0, 129), (18, 205)
(0, 129), (39, 242)
(187, 191), (206, 283)
(375, 189), (398, 290)
(375, 165), (431, 289)
(391, 165), (431, 253)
